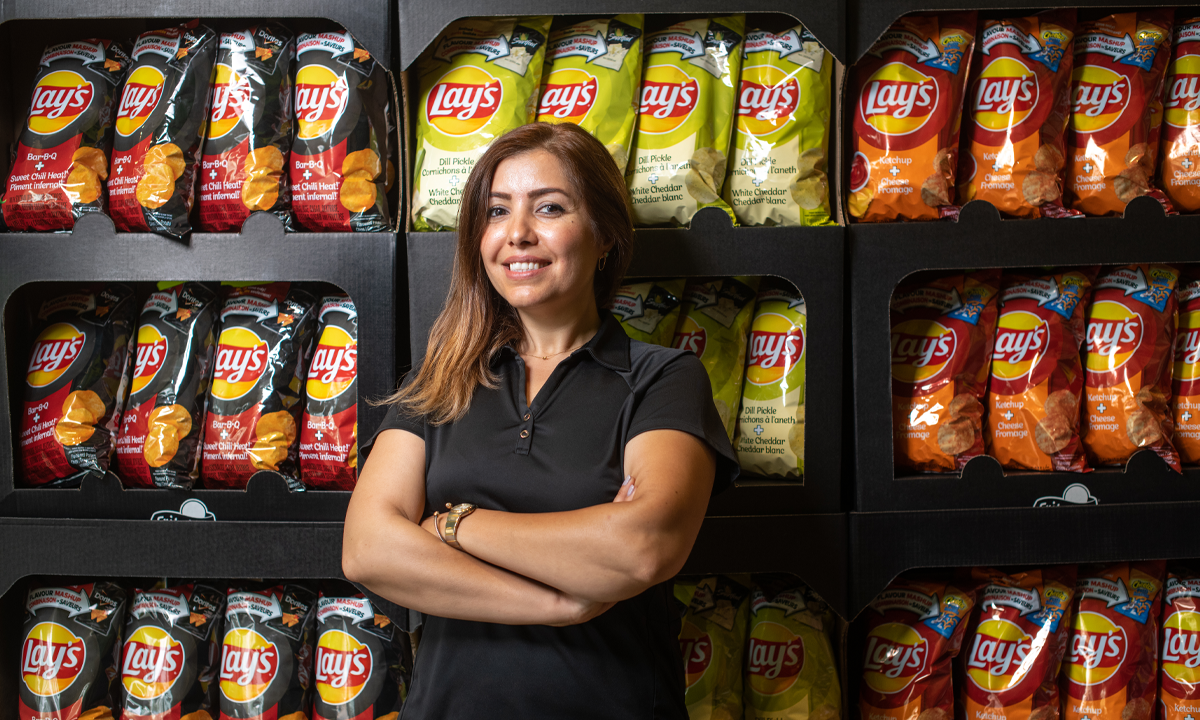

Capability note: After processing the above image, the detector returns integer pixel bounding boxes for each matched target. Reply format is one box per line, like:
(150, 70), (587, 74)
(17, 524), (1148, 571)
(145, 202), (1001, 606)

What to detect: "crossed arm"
(342, 427), (716, 626)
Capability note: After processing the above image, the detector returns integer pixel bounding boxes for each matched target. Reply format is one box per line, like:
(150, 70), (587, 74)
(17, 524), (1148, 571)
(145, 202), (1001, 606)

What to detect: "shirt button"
(523, 413), (531, 421)
(520, 429), (529, 438)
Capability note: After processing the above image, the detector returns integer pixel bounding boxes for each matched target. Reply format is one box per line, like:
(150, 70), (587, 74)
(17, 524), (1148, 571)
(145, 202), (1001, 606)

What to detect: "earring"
(598, 252), (609, 272)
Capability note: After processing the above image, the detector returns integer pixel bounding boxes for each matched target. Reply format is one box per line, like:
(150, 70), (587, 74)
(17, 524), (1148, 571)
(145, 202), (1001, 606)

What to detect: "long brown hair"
(390, 122), (634, 424)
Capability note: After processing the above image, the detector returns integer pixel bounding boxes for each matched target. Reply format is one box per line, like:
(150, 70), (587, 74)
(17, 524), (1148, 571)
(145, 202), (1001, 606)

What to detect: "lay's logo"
(1065, 611), (1128, 686)
(21, 622), (87, 697)
(1165, 55), (1200, 129)
(638, 64), (700, 135)
(673, 316), (707, 358)
(965, 619), (1034, 692)
(27, 70), (95, 135)
(306, 325), (357, 401)
(538, 68), (598, 124)
(1175, 313), (1200, 391)
(747, 622), (805, 696)
(211, 327), (270, 401)
(1162, 610), (1200, 685)
(208, 63), (254, 140)
(1071, 65), (1131, 134)
(678, 621), (712, 689)
(295, 64), (349, 141)
(26, 323), (86, 389)
(992, 310), (1049, 381)
(858, 62), (939, 136)
(890, 320), (957, 384)
(425, 65), (503, 137)
(316, 629), (372, 704)
(862, 622), (928, 694)
(121, 626), (184, 700)
(972, 57), (1039, 131)
(219, 628), (279, 702)
(745, 313), (804, 387)
(132, 325), (169, 395)
(116, 65), (165, 137)
(1085, 301), (1143, 373)
(737, 64), (801, 137)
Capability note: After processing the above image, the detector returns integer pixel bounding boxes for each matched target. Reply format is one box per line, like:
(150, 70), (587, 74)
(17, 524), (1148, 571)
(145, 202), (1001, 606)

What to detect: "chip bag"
(958, 11), (1077, 218)
(1160, 567), (1200, 720)
(891, 271), (1001, 473)
(300, 295), (359, 490)
(1066, 11), (1174, 216)
(19, 582), (127, 720)
(627, 16), (745, 226)
(608, 278), (686, 347)
(3, 39), (131, 231)
(21, 284), (137, 487)
(849, 12), (977, 222)
(1160, 19), (1200, 213)
(1173, 274), (1200, 463)
(201, 283), (317, 489)
(115, 282), (219, 490)
(736, 282), (806, 478)
(986, 269), (1095, 472)
(726, 25), (834, 226)
(860, 577), (975, 720)
(199, 25), (296, 232)
(412, 16), (552, 231)
(219, 584), (317, 718)
(1082, 265), (1181, 471)
(108, 22), (217, 238)
(536, 15), (643, 172)
(958, 567), (1076, 720)
(677, 576), (749, 719)
(1062, 562), (1164, 720)
(314, 590), (411, 720)
(119, 583), (226, 718)
(673, 277), (760, 439)
(745, 577), (840, 720)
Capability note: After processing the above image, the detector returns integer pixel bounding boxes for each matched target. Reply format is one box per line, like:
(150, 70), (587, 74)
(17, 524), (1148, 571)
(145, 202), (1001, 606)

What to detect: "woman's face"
(482, 149), (608, 317)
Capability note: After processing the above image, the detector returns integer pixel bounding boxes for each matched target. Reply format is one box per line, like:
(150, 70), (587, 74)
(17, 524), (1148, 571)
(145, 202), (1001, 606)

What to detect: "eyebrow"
(489, 187), (570, 200)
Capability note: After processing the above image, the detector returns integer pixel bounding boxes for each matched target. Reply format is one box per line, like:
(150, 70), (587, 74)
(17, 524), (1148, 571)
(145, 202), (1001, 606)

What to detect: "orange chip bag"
(1062, 561), (1165, 720)
(891, 270), (1000, 472)
(1159, 566), (1200, 720)
(1066, 10), (1174, 216)
(986, 269), (1096, 472)
(1172, 274), (1200, 463)
(850, 12), (977, 222)
(1082, 264), (1181, 471)
(959, 11), (1078, 218)
(1160, 19), (1200, 213)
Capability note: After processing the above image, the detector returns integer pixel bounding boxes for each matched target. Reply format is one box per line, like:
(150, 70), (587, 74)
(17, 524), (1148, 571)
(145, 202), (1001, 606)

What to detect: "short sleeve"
(360, 368), (426, 458)
(627, 351), (740, 495)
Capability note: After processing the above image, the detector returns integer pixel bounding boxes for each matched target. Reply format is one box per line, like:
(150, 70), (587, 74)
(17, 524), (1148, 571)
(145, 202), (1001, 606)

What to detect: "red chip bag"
(1173, 274), (1200, 463)
(958, 11), (1077, 218)
(986, 269), (1096, 471)
(1160, 19), (1200, 213)
(860, 577), (976, 720)
(1066, 10), (1174, 216)
(300, 295), (358, 489)
(1160, 567), (1200, 720)
(849, 12), (977, 222)
(891, 270), (1001, 472)
(1081, 265), (1181, 471)
(1063, 562), (1165, 720)
(958, 567), (1076, 720)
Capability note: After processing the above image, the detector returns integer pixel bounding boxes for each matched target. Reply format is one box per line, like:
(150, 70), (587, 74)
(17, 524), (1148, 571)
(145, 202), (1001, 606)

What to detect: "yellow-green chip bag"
(727, 26), (835, 226)
(609, 278), (685, 347)
(673, 277), (759, 440)
(627, 16), (745, 226)
(412, 17), (552, 231)
(745, 580), (841, 720)
(736, 283), (806, 478)
(536, 15), (644, 173)
(679, 576), (750, 720)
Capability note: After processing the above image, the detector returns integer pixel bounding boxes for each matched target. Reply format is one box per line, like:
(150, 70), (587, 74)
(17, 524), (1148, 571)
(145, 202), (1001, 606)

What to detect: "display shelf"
(0, 212), (396, 519)
(407, 208), (846, 513)
(848, 197), (1200, 513)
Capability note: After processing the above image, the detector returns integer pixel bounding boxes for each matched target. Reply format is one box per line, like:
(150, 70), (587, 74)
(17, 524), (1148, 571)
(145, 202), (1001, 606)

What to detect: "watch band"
(443, 503), (476, 551)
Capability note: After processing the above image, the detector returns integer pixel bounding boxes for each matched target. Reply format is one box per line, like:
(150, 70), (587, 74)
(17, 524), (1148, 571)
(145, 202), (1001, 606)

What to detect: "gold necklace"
(522, 343), (585, 361)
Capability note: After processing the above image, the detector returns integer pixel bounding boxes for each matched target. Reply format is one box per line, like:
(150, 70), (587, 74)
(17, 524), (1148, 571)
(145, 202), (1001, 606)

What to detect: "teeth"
(509, 262), (545, 272)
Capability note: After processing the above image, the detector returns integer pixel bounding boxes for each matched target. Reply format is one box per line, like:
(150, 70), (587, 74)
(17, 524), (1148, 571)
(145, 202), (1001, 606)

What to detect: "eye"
(537, 202), (564, 216)
(488, 206), (508, 219)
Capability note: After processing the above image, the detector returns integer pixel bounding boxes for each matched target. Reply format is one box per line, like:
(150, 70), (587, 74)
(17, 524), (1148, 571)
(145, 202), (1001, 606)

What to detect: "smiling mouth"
(507, 261), (549, 272)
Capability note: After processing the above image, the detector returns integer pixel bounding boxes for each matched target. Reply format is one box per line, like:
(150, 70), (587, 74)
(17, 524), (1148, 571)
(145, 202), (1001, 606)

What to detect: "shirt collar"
(493, 310), (631, 372)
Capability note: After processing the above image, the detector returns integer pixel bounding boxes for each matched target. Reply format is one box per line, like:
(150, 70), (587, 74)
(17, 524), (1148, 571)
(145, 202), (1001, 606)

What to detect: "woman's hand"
(612, 475), (636, 503)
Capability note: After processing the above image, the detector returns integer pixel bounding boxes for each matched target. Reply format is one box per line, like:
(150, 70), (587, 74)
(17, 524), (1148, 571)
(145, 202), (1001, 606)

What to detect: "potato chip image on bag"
(959, 10), (1077, 218)
(1160, 19), (1200, 213)
(627, 16), (745, 226)
(850, 12), (976, 222)
(736, 282), (806, 478)
(1066, 10), (1174, 216)
(1082, 265), (1181, 471)
(108, 22), (217, 238)
(608, 278), (685, 347)
(4, 39), (131, 231)
(726, 25), (834, 226)
(891, 271), (1000, 473)
(300, 295), (359, 490)
(1173, 274), (1200, 463)
(678, 576), (749, 720)
(413, 16), (552, 231)
(673, 277), (760, 440)
(536, 15), (643, 173)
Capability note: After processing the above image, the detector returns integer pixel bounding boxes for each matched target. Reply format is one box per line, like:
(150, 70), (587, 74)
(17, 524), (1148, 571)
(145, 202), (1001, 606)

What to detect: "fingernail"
(627, 484), (636, 498)
(621, 476), (631, 487)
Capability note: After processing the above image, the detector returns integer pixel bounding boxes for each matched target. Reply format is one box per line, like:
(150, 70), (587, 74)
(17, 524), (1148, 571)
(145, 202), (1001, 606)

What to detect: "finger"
(612, 475), (634, 503)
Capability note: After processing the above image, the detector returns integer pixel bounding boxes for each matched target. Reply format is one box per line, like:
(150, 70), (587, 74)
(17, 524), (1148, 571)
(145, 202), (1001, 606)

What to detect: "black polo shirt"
(364, 310), (738, 719)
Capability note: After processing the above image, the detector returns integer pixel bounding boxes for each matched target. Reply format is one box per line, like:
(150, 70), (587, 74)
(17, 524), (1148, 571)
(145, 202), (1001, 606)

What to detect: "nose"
(507, 203), (537, 247)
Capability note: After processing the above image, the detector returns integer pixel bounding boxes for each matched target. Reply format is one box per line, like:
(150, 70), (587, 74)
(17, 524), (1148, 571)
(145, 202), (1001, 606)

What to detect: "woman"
(343, 122), (738, 719)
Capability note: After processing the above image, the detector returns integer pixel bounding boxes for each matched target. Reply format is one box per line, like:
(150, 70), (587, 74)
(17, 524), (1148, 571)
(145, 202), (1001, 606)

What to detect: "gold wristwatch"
(443, 503), (476, 551)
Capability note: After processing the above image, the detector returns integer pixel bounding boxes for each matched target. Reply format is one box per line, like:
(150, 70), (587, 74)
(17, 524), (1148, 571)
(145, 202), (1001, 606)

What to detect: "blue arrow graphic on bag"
(871, 29), (941, 62)
(982, 585), (1042, 616)
(1078, 32), (1136, 61)
(649, 31), (706, 60)
(1096, 267), (1149, 295)
(1078, 577), (1131, 608)
(433, 34), (511, 63)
